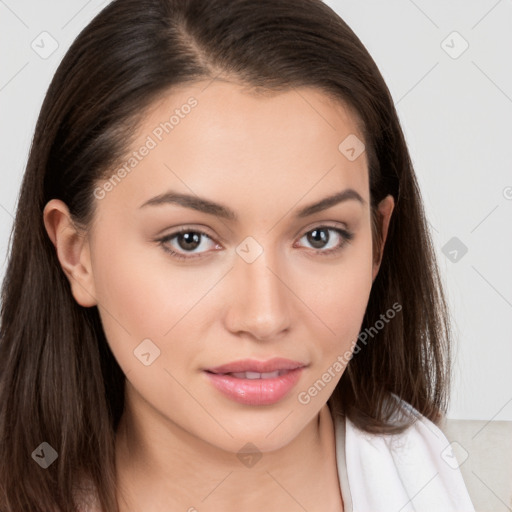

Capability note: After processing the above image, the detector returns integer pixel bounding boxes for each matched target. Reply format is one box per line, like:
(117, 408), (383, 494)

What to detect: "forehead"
(96, 80), (369, 218)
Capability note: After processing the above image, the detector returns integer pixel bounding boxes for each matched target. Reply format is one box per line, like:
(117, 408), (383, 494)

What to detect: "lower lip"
(204, 368), (305, 405)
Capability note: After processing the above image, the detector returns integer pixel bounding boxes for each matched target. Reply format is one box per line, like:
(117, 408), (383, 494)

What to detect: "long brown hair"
(0, 0), (451, 510)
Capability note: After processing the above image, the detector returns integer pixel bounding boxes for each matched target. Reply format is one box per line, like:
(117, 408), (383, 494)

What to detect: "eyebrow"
(139, 188), (365, 221)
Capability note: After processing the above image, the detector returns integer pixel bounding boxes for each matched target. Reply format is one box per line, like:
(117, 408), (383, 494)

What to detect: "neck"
(114, 397), (343, 511)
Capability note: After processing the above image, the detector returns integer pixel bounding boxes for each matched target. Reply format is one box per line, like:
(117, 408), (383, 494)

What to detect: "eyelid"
(294, 220), (349, 238)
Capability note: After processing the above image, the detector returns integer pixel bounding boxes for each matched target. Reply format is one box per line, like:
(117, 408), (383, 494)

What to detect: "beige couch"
(440, 419), (512, 512)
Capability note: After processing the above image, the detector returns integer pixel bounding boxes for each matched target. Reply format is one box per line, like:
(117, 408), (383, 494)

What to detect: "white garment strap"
(344, 399), (475, 512)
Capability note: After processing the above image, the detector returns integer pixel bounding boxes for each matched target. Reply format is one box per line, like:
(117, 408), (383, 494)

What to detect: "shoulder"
(340, 394), (475, 511)
(73, 477), (102, 512)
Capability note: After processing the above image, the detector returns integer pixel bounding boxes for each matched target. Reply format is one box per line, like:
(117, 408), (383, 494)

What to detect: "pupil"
(178, 232), (201, 250)
(308, 229), (328, 249)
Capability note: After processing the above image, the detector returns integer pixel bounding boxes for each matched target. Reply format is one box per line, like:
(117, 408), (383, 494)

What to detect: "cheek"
(291, 236), (374, 406)
(297, 229), (374, 344)
(89, 227), (224, 372)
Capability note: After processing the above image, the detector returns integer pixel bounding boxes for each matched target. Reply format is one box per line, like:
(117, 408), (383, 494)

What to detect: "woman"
(0, 0), (474, 510)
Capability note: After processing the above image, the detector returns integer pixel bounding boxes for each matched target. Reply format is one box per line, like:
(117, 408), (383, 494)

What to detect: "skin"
(44, 80), (394, 511)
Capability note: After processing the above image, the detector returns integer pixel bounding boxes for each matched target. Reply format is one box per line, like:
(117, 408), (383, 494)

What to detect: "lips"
(203, 358), (307, 405)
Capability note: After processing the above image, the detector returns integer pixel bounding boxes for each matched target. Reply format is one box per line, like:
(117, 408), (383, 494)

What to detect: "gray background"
(1, 0), (511, 420)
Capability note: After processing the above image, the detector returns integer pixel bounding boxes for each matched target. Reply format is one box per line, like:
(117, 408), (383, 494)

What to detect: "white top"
(333, 397), (475, 512)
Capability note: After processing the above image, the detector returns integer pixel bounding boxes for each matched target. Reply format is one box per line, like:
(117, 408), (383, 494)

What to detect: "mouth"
(205, 357), (306, 375)
(203, 358), (307, 405)
(206, 370), (290, 379)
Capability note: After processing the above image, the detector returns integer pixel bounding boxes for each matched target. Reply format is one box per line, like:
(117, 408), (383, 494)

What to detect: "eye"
(296, 226), (354, 256)
(157, 227), (220, 260)
(156, 225), (354, 261)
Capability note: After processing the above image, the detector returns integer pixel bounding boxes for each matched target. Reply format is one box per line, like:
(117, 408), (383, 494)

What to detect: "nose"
(223, 245), (292, 341)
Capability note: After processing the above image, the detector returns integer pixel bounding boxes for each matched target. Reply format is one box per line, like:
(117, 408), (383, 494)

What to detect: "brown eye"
(298, 226), (354, 255)
(175, 231), (202, 251)
(306, 228), (330, 249)
(157, 228), (218, 260)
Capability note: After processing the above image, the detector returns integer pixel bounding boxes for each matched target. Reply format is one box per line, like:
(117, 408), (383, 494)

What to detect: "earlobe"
(43, 199), (97, 307)
(372, 194), (395, 282)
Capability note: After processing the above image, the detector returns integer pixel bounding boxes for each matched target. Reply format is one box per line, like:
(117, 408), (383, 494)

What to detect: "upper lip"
(205, 358), (307, 374)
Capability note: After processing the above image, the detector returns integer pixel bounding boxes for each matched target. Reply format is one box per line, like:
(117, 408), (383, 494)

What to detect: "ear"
(43, 199), (97, 307)
(372, 194), (395, 282)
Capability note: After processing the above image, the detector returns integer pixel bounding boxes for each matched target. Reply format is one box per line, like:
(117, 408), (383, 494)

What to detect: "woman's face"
(50, 80), (393, 453)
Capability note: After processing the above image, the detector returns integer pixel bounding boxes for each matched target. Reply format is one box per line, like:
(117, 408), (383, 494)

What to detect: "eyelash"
(156, 225), (354, 261)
